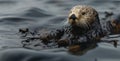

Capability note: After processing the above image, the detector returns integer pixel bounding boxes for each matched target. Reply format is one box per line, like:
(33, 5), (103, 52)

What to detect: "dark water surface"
(0, 0), (120, 61)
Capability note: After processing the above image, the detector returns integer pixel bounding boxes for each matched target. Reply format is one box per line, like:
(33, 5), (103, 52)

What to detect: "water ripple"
(22, 7), (53, 17)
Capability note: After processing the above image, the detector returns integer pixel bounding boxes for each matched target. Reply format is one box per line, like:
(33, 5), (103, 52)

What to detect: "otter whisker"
(79, 20), (90, 29)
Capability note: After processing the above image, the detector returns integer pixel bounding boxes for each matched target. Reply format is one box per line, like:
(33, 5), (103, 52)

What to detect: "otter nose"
(69, 14), (77, 20)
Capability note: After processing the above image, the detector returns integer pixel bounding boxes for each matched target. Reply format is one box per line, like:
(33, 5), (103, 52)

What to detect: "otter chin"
(67, 5), (98, 29)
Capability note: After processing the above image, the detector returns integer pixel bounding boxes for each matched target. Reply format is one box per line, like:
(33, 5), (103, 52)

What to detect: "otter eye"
(81, 12), (86, 15)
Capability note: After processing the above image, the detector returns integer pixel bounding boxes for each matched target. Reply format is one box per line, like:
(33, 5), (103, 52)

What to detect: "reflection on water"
(68, 43), (97, 55)
(0, 0), (120, 61)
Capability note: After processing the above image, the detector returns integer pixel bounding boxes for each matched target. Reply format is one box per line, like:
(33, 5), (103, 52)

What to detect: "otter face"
(68, 5), (98, 28)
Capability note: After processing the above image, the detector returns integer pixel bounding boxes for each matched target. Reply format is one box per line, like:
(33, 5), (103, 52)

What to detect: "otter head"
(68, 5), (98, 28)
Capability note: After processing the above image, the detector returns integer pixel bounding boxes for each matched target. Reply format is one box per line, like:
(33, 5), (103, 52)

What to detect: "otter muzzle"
(69, 14), (77, 20)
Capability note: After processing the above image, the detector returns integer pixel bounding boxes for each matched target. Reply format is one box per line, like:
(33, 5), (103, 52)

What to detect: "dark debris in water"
(101, 39), (118, 48)
(104, 11), (114, 18)
(102, 11), (114, 20)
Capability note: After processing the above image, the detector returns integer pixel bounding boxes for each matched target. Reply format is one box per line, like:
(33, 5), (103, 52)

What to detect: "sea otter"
(20, 5), (105, 48)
